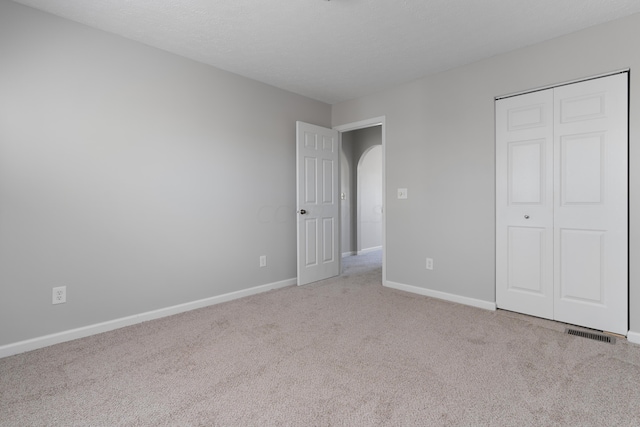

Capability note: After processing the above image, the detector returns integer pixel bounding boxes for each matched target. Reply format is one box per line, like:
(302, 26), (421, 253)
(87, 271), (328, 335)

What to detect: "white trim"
(357, 246), (382, 255)
(627, 330), (640, 345)
(384, 280), (497, 311)
(334, 117), (384, 132)
(0, 278), (295, 359)
(342, 251), (357, 258)
(495, 69), (629, 100)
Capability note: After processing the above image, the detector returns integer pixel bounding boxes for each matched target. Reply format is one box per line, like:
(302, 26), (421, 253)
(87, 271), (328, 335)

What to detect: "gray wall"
(0, 1), (330, 346)
(358, 145), (382, 251)
(340, 126), (382, 255)
(332, 12), (640, 333)
(3, 0), (639, 348)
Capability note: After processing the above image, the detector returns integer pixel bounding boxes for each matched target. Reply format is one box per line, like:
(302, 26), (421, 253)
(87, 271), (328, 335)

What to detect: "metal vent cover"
(565, 328), (616, 344)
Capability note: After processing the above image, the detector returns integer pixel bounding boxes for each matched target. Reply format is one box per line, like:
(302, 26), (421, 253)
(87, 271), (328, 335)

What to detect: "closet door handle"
(299, 209), (307, 215)
(524, 215), (530, 219)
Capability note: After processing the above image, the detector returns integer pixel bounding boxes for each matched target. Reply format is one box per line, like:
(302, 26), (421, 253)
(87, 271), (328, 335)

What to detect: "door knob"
(524, 215), (530, 219)
(299, 209), (307, 215)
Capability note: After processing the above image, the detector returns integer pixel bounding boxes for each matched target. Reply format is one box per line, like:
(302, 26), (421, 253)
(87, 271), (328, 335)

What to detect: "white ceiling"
(11, 0), (640, 104)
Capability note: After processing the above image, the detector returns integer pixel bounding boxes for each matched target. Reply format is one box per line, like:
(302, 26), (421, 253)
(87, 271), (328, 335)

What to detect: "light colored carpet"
(1, 250), (639, 426)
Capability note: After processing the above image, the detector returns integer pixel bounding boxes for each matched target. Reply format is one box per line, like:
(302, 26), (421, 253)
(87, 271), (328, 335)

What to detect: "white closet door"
(553, 74), (628, 335)
(496, 90), (554, 319)
(496, 73), (628, 335)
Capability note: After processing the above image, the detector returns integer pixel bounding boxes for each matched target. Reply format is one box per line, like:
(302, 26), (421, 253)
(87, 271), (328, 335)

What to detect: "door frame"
(334, 116), (387, 285)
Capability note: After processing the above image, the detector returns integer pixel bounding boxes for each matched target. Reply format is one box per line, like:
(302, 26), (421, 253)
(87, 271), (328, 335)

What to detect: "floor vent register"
(565, 328), (616, 344)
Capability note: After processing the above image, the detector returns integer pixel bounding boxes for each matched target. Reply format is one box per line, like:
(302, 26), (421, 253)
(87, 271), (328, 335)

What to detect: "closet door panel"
(553, 73), (628, 335)
(496, 90), (554, 319)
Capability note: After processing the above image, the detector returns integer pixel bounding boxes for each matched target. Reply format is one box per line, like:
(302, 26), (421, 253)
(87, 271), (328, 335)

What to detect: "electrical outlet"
(259, 255), (267, 267)
(426, 258), (434, 270)
(52, 286), (66, 304)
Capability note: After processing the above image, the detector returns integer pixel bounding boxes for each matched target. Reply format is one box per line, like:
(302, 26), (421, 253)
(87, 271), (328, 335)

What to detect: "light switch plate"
(397, 188), (408, 199)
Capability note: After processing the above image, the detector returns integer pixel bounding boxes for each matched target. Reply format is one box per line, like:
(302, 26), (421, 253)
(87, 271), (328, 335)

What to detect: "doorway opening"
(340, 128), (382, 256)
(335, 117), (386, 284)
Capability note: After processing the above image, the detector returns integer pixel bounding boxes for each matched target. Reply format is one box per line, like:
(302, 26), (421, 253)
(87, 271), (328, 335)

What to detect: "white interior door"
(552, 74), (628, 335)
(496, 89), (555, 320)
(296, 121), (340, 286)
(496, 73), (628, 335)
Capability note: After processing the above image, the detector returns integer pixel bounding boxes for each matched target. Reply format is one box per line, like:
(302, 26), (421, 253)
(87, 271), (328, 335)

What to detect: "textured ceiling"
(11, 0), (640, 104)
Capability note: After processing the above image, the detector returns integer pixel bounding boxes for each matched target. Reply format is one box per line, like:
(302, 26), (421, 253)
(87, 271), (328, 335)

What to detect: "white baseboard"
(342, 251), (357, 258)
(627, 330), (640, 345)
(357, 246), (382, 255)
(384, 280), (497, 311)
(0, 278), (295, 359)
